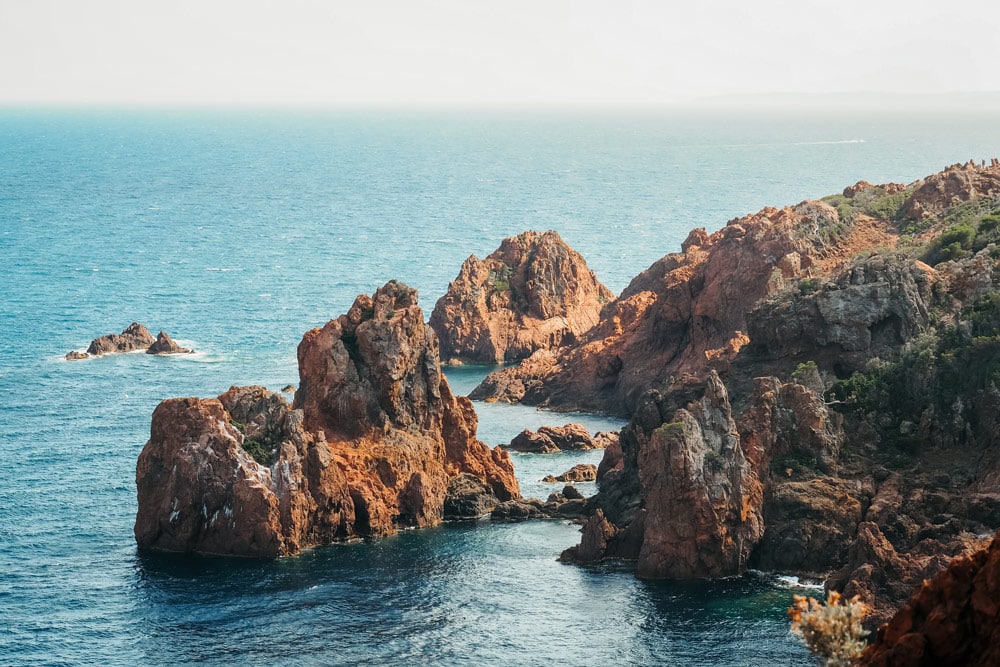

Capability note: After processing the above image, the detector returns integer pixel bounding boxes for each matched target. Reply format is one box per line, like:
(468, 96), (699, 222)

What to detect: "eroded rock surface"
(135, 282), (519, 557)
(430, 230), (613, 364)
(472, 200), (895, 414)
(861, 530), (1000, 666)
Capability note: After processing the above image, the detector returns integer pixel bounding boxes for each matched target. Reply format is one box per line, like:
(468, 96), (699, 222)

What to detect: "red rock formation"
(472, 200), (896, 415)
(861, 530), (1000, 667)
(429, 230), (613, 364)
(134, 282), (519, 557)
(147, 331), (192, 354)
(635, 372), (764, 578)
(902, 160), (1000, 221)
(86, 322), (156, 355)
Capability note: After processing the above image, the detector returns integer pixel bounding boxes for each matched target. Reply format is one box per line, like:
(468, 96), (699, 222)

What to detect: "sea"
(3, 107), (1000, 666)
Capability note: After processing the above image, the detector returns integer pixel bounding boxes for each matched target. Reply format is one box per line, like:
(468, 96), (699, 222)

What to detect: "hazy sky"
(1, 0), (998, 107)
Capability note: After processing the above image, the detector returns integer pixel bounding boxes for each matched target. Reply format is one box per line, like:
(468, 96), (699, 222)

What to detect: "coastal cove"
(4, 109), (1000, 665)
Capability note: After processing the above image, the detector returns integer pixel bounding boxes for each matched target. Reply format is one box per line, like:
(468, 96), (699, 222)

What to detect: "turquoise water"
(3, 108), (1000, 665)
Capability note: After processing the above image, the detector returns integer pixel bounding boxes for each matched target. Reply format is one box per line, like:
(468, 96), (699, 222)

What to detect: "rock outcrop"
(68, 322), (193, 359)
(861, 530), (1000, 667)
(553, 162), (1000, 637)
(565, 372), (765, 579)
(429, 230), (613, 364)
(505, 424), (614, 453)
(901, 159), (1000, 221)
(471, 200), (898, 415)
(134, 282), (519, 557)
(147, 331), (192, 355)
(87, 322), (156, 355)
(542, 463), (597, 483)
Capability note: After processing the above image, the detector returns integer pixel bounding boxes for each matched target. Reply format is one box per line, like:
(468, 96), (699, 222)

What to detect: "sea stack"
(134, 281), (519, 557)
(429, 230), (613, 364)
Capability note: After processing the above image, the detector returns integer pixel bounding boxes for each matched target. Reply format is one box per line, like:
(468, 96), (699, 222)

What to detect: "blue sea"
(3, 108), (1000, 666)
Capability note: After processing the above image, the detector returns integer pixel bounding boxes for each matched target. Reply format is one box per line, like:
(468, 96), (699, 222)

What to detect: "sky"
(1, 0), (998, 108)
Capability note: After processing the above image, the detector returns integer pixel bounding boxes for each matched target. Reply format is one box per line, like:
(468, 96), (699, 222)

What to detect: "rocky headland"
(429, 230), (613, 364)
(67, 322), (192, 359)
(134, 282), (519, 557)
(472, 161), (1000, 631)
(132, 160), (1000, 658)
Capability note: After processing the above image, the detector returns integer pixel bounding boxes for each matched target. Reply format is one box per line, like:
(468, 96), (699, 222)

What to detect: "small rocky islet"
(134, 162), (1000, 660)
(66, 322), (192, 359)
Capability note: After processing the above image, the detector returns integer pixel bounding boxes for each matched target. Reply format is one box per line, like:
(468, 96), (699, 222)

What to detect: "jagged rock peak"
(429, 230), (613, 364)
(135, 282), (519, 558)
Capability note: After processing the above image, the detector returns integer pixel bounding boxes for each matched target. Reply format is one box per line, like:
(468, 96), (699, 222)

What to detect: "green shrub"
(792, 360), (819, 383)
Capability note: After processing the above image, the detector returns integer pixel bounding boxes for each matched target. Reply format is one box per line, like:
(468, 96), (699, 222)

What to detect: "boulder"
(505, 423), (605, 453)
(430, 230), (613, 364)
(444, 473), (500, 520)
(146, 331), (192, 354)
(542, 464), (597, 483)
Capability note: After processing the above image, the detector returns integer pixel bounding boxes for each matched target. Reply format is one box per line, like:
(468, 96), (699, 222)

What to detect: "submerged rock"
(429, 230), (613, 364)
(134, 281), (520, 557)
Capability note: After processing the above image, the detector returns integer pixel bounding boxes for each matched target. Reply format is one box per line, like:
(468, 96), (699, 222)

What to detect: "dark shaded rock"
(542, 463), (597, 483)
(562, 484), (584, 500)
(491, 498), (545, 522)
(444, 473), (500, 520)
(561, 509), (617, 563)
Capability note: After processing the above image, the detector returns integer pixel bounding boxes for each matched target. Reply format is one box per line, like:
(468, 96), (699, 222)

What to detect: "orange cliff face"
(429, 230), (613, 365)
(860, 530), (1000, 667)
(134, 282), (519, 558)
(471, 200), (901, 415)
(556, 161), (1000, 608)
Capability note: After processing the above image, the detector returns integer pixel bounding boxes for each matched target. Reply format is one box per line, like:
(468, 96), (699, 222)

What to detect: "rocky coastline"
(136, 160), (1000, 657)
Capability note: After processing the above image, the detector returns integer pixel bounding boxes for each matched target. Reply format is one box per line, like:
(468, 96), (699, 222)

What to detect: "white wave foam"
(773, 574), (825, 590)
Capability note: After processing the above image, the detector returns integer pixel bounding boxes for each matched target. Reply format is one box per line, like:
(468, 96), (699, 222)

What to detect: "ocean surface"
(3, 107), (1000, 666)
